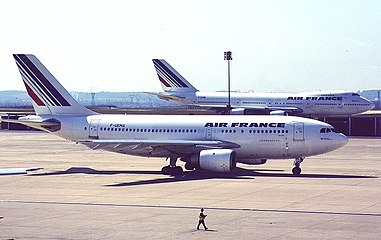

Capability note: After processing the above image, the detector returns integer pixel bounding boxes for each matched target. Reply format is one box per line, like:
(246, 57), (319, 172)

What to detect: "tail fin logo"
(14, 54), (71, 107)
(153, 59), (189, 89)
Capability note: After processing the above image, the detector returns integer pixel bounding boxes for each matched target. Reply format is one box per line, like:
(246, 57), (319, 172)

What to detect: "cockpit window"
(352, 93), (360, 96)
(320, 127), (340, 133)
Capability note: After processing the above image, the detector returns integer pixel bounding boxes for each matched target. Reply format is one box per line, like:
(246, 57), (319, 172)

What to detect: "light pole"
(224, 51), (232, 114)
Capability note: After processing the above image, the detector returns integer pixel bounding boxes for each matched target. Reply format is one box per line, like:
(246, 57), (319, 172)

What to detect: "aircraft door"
(306, 101), (312, 109)
(293, 122), (304, 141)
(89, 120), (100, 139)
(206, 127), (212, 140)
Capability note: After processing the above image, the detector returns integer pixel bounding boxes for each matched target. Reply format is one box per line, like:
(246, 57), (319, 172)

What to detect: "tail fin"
(152, 59), (198, 93)
(13, 54), (95, 116)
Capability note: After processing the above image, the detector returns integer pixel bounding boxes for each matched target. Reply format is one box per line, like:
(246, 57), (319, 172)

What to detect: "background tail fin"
(152, 59), (198, 93)
(13, 54), (95, 116)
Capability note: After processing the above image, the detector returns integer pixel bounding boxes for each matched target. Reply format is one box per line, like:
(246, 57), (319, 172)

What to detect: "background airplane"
(8, 54), (348, 176)
(152, 59), (375, 116)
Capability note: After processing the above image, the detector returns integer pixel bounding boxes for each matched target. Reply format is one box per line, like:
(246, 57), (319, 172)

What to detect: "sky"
(1, 0), (381, 93)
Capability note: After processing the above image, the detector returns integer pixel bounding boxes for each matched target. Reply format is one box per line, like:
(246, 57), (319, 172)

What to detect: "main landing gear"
(161, 157), (183, 175)
(292, 157), (304, 175)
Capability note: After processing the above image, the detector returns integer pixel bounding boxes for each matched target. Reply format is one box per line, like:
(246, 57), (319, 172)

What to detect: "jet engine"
(230, 108), (246, 115)
(188, 149), (237, 173)
(270, 110), (287, 116)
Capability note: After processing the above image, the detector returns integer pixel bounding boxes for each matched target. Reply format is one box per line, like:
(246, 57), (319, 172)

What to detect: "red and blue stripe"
(14, 54), (70, 107)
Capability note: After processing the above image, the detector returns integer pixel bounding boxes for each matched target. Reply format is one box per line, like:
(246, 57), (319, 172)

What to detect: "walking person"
(197, 208), (208, 230)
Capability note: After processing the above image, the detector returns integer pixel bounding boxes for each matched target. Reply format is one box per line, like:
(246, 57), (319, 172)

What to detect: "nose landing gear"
(292, 157), (304, 175)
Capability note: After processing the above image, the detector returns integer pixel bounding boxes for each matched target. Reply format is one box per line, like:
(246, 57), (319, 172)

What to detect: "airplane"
(152, 59), (375, 116)
(7, 54), (348, 176)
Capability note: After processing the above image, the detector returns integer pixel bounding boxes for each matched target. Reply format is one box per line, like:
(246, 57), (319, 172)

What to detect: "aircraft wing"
(199, 104), (299, 111)
(244, 106), (303, 114)
(196, 104), (302, 115)
(79, 139), (240, 156)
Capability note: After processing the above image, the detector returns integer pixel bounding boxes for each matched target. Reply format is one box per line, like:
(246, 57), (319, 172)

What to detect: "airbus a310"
(8, 54), (348, 175)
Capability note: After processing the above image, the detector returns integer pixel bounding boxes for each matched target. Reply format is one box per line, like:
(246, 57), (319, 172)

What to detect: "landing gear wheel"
(292, 157), (304, 175)
(161, 166), (171, 175)
(292, 166), (302, 175)
(172, 166), (183, 176)
(161, 166), (183, 175)
(162, 157), (183, 175)
(185, 163), (194, 170)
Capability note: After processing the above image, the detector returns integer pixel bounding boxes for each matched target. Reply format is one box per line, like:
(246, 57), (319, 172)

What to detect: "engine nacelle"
(190, 149), (237, 173)
(270, 110), (287, 116)
(238, 158), (267, 165)
(230, 108), (246, 115)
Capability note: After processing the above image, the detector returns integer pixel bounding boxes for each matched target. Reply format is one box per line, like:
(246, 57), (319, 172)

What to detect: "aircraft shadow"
(30, 166), (377, 187)
(31, 167), (161, 176)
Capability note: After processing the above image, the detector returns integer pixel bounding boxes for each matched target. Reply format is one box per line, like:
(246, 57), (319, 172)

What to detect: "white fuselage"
(167, 91), (374, 116)
(50, 114), (348, 164)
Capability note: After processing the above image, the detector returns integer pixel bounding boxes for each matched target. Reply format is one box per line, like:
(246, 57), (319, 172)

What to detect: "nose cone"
(336, 133), (349, 148)
(362, 97), (375, 111)
(369, 101), (375, 111)
(327, 133), (348, 152)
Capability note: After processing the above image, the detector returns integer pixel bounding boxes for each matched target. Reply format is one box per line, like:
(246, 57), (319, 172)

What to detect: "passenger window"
(320, 128), (326, 133)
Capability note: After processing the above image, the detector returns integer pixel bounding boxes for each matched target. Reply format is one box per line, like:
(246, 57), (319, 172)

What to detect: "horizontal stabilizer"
(146, 92), (186, 102)
(1, 116), (61, 132)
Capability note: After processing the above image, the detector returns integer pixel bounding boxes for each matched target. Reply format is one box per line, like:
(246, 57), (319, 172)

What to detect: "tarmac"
(0, 130), (380, 240)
